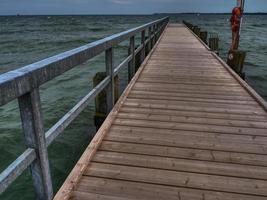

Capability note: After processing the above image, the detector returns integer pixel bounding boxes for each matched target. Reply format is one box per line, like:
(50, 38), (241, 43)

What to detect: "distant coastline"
(0, 12), (267, 17)
(154, 12), (267, 15)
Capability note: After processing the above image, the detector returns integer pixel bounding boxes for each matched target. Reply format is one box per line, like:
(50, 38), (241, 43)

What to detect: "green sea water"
(0, 14), (266, 199)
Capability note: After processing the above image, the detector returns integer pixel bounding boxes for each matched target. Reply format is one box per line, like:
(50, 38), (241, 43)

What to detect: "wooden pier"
(1, 18), (267, 200)
(55, 24), (267, 199)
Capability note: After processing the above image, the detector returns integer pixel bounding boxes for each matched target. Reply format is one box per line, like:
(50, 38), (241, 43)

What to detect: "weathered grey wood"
(156, 24), (160, 41)
(18, 89), (53, 200)
(105, 48), (114, 113)
(128, 36), (135, 82)
(141, 30), (146, 62)
(152, 24), (156, 47)
(0, 148), (36, 193)
(0, 17), (169, 106)
(148, 27), (152, 52)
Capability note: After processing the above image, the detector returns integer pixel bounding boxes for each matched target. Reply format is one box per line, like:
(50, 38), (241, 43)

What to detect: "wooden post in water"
(93, 72), (119, 130)
(93, 47), (118, 130)
(128, 36), (135, 82)
(141, 30), (146, 63)
(193, 26), (201, 37)
(18, 89), (53, 200)
(209, 33), (219, 54)
(134, 47), (142, 72)
(152, 24), (156, 47)
(200, 31), (208, 44)
(105, 47), (114, 113)
(148, 27), (152, 53)
(145, 36), (150, 56)
(227, 50), (246, 79)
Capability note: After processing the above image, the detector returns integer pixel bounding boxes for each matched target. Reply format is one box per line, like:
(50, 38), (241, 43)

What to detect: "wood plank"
(93, 151), (267, 180)
(141, 72), (239, 79)
(100, 141), (267, 167)
(138, 78), (240, 86)
(109, 125), (267, 145)
(139, 74), (236, 83)
(143, 67), (227, 73)
(132, 86), (249, 97)
(124, 99), (266, 116)
(117, 112), (267, 129)
(71, 191), (133, 200)
(120, 106), (267, 122)
(85, 162), (267, 196)
(76, 176), (267, 200)
(126, 98), (261, 111)
(143, 67), (228, 73)
(145, 64), (227, 69)
(134, 82), (247, 93)
(113, 118), (267, 137)
(107, 126), (267, 154)
(130, 89), (255, 101)
(128, 93), (257, 105)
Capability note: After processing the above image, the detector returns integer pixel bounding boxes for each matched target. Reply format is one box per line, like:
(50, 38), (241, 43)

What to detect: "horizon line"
(0, 12), (267, 16)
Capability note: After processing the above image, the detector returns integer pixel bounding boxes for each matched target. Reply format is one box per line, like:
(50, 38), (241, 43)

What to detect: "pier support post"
(227, 50), (246, 79)
(93, 72), (119, 130)
(152, 24), (156, 47)
(141, 30), (146, 63)
(209, 33), (219, 54)
(148, 27), (152, 53)
(18, 89), (53, 200)
(128, 36), (135, 82)
(200, 31), (208, 44)
(193, 26), (201, 37)
(105, 47), (114, 113)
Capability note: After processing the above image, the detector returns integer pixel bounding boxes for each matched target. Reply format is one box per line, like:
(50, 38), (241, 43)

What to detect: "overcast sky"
(0, 0), (266, 15)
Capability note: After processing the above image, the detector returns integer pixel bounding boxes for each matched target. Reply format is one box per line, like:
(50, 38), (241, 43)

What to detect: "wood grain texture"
(54, 24), (267, 199)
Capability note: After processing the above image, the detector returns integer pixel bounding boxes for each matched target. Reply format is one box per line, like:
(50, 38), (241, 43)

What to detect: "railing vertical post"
(141, 30), (146, 63)
(105, 47), (114, 113)
(152, 25), (156, 47)
(155, 24), (158, 42)
(156, 24), (159, 41)
(18, 88), (53, 200)
(128, 36), (135, 82)
(148, 27), (152, 52)
(158, 23), (161, 38)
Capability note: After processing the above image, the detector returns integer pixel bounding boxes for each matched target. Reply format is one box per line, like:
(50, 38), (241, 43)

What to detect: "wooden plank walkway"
(54, 24), (267, 200)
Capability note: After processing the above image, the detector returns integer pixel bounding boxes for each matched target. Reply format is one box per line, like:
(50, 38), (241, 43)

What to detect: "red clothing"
(231, 7), (242, 32)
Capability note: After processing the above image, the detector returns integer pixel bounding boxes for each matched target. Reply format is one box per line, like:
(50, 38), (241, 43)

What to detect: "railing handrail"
(0, 17), (169, 200)
(0, 17), (169, 106)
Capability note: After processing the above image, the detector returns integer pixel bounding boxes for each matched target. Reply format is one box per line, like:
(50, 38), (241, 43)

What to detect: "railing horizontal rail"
(0, 16), (169, 199)
(0, 148), (36, 193)
(0, 17), (168, 106)
(114, 55), (133, 76)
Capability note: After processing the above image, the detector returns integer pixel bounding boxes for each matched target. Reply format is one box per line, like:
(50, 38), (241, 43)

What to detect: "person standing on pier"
(230, 6), (242, 50)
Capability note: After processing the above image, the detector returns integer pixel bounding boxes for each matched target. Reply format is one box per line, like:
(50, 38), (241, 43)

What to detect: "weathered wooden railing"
(0, 17), (169, 200)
